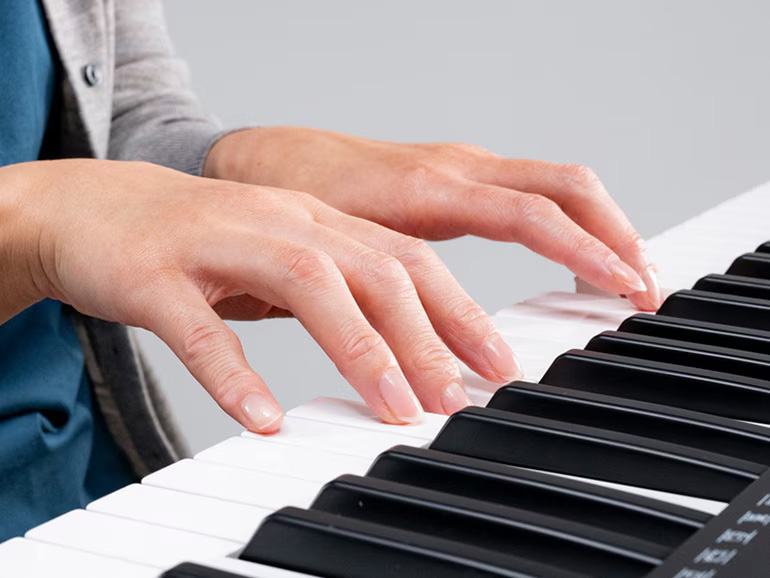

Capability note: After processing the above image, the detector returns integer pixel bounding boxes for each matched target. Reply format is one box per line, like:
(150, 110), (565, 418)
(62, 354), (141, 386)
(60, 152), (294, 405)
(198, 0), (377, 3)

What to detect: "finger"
(317, 209), (523, 387)
(304, 223), (472, 415)
(444, 181), (647, 296)
(143, 282), (284, 434)
(208, 235), (424, 425)
(478, 159), (661, 310)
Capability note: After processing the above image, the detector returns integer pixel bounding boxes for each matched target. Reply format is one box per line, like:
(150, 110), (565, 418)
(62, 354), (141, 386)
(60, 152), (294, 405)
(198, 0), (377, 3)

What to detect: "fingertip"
(378, 367), (424, 425)
(627, 265), (663, 311)
(441, 381), (472, 415)
(241, 392), (285, 434)
(482, 331), (523, 382)
(607, 254), (647, 293)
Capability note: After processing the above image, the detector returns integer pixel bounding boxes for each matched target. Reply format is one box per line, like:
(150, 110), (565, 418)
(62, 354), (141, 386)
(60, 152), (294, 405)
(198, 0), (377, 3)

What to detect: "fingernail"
(642, 264), (663, 309)
(379, 367), (424, 424)
(441, 381), (472, 415)
(484, 331), (522, 381)
(607, 254), (647, 292)
(241, 393), (284, 433)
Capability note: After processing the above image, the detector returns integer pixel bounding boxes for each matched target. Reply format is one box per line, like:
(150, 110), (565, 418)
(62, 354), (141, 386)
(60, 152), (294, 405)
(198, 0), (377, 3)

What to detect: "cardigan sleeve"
(107, 0), (227, 175)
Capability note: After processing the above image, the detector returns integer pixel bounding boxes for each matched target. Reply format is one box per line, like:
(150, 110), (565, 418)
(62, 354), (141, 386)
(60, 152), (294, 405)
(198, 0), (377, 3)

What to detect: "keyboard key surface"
(25, 509), (240, 569)
(0, 537), (158, 578)
(430, 406), (763, 501)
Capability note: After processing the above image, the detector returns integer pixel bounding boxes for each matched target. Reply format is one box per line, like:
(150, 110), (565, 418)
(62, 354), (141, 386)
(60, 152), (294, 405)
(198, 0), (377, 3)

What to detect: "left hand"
(204, 126), (661, 311)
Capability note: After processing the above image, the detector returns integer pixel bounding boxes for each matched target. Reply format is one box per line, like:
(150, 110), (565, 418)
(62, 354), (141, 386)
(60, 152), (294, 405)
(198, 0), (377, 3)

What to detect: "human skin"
(204, 127), (660, 312)
(0, 135), (657, 434)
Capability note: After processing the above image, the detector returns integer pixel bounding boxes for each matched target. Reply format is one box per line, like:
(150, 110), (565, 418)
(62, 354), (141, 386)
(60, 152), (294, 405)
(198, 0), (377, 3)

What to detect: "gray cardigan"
(40, 0), (228, 475)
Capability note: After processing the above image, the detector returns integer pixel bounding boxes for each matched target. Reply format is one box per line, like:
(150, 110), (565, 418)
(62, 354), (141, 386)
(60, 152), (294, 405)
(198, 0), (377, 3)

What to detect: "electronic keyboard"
(3, 180), (770, 577)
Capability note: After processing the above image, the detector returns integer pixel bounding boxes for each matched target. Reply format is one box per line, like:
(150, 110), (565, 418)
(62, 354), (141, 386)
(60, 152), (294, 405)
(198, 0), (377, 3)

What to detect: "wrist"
(203, 127), (263, 182)
(0, 162), (51, 322)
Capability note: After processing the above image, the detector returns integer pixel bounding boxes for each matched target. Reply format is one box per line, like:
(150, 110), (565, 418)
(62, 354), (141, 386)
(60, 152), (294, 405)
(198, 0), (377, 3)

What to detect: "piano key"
(756, 241), (770, 254)
(657, 289), (770, 331)
(541, 349), (770, 423)
(163, 562), (249, 578)
(241, 415), (425, 460)
(540, 470), (725, 516)
(310, 474), (665, 577)
(143, 459), (321, 509)
(286, 397), (445, 440)
(488, 382), (770, 466)
(0, 537), (158, 578)
(25, 509), (240, 569)
(584, 330), (770, 381)
(241, 507), (586, 578)
(87, 483), (270, 543)
(693, 274), (770, 301)
(429, 406), (763, 501)
(195, 437), (371, 482)
(166, 557), (318, 578)
(726, 252), (770, 279)
(618, 313), (770, 354)
(367, 445), (708, 547)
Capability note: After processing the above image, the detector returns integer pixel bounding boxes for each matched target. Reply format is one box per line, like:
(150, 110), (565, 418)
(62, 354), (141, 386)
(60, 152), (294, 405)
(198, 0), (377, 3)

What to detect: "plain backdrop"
(138, 0), (770, 453)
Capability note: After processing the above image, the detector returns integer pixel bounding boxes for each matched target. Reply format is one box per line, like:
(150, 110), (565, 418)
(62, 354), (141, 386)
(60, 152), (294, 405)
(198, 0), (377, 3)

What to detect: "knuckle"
(211, 367), (257, 408)
(446, 298), (494, 341)
(450, 298), (490, 329)
(571, 233), (602, 257)
(447, 142), (488, 155)
(338, 322), (385, 364)
(181, 322), (232, 361)
(514, 193), (560, 225)
(281, 247), (336, 287)
(360, 251), (410, 287)
(399, 160), (441, 194)
(391, 236), (436, 266)
(411, 341), (457, 374)
(561, 164), (601, 193)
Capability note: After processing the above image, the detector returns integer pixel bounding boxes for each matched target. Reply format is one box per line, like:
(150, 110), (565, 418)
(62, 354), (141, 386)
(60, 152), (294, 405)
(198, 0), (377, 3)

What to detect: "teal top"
(0, 0), (137, 542)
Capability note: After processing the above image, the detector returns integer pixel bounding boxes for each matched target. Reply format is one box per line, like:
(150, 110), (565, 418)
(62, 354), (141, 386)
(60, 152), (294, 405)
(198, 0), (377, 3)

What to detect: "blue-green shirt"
(0, 0), (137, 542)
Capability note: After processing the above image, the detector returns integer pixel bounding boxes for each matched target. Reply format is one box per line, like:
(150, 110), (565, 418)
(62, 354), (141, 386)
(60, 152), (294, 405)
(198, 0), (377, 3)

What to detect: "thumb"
(145, 284), (283, 434)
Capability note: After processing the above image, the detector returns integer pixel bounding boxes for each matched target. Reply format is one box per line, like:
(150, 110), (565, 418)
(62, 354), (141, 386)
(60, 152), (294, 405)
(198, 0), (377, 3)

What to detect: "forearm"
(0, 163), (46, 323)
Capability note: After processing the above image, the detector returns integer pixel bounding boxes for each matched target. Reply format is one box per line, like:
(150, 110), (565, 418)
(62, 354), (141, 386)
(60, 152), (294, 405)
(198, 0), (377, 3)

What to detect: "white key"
(25, 509), (240, 569)
(143, 459), (321, 509)
(0, 538), (158, 578)
(242, 416), (426, 459)
(88, 483), (269, 543)
(287, 397), (446, 439)
(196, 437), (371, 482)
(186, 555), (318, 577)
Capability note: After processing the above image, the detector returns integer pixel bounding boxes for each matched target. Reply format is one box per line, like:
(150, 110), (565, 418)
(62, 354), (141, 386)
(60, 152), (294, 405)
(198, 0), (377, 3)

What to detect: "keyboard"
(3, 180), (770, 577)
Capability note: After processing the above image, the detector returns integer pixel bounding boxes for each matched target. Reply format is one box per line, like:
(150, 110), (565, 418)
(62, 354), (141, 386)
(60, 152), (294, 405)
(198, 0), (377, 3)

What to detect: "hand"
(1, 160), (522, 433)
(206, 127), (661, 310)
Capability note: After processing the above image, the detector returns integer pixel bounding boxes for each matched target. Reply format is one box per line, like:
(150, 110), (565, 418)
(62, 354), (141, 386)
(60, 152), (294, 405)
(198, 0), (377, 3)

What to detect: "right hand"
(2, 159), (523, 433)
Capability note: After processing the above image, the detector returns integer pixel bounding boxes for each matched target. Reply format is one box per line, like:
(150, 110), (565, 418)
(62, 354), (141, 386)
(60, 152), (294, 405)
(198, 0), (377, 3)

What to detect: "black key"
(310, 474), (663, 577)
(693, 274), (770, 301)
(541, 349), (770, 423)
(488, 381), (770, 467)
(162, 563), (246, 578)
(756, 241), (770, 254)
(726, 252), (770, 280)
(242, 507), (585, 578)
(430, 406), (762, 501)
(657, 290), (770, 331)
(619, 313), (770, 354)
(585, 331), (770, 381)
(367, 445), (708, 548)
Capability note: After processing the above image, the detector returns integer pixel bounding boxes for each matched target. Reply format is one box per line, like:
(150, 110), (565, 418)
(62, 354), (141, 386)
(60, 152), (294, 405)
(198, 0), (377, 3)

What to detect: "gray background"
(138, 0), (770, 453)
